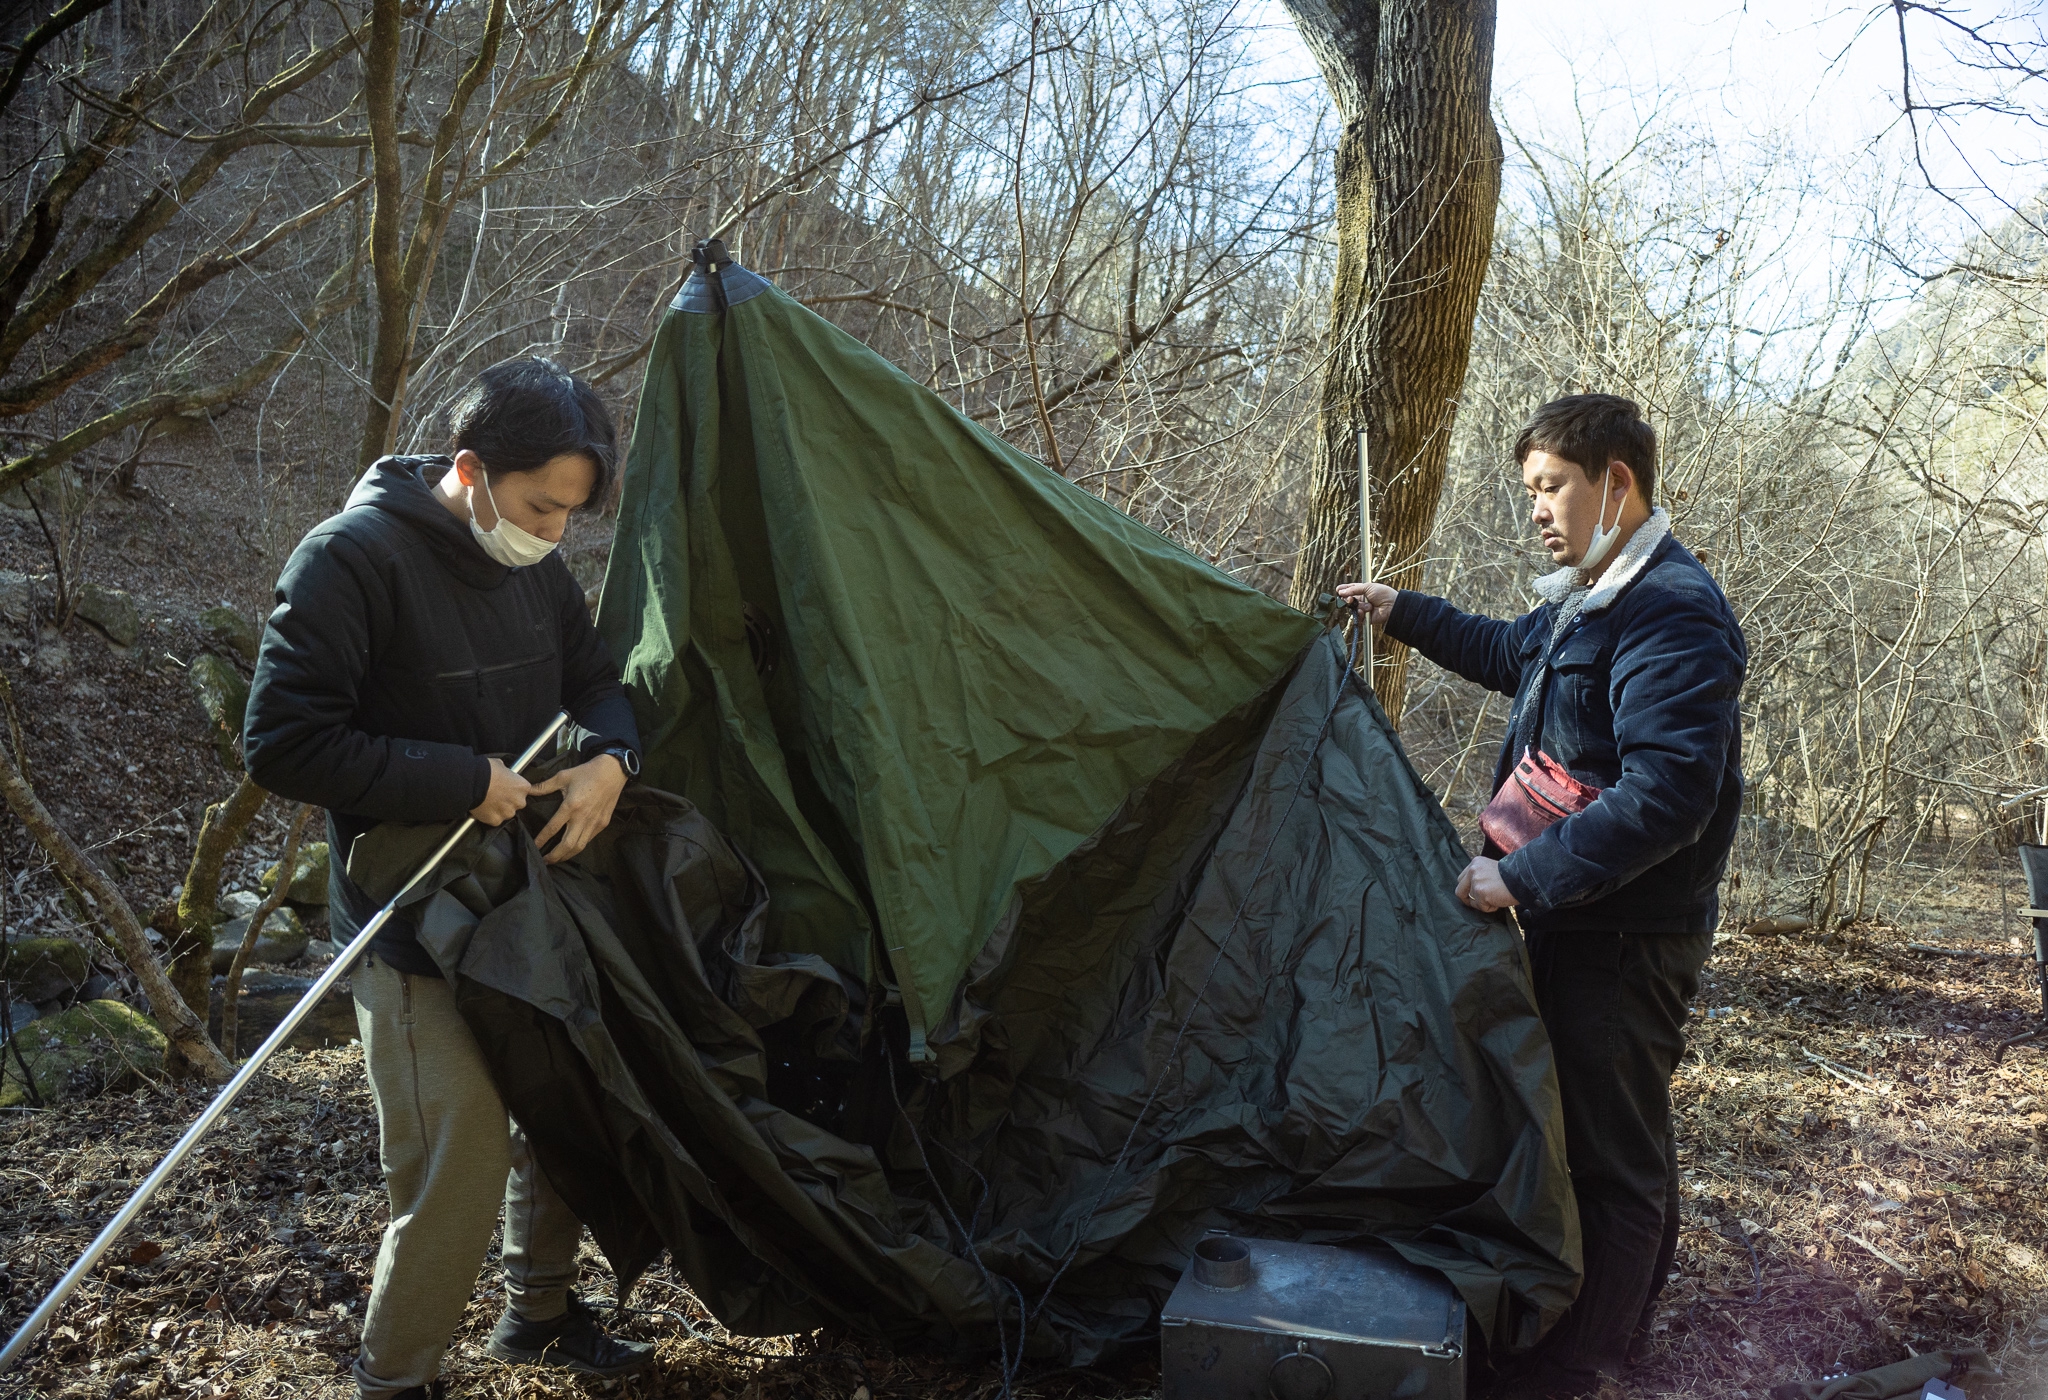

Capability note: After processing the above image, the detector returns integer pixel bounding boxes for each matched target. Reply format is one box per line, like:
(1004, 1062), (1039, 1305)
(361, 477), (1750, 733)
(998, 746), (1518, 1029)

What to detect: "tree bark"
(358, 0), (413, 470)
(223, 803), (315, 1060)
(167, 774), (271, 1043)
(1280, 0), (1501, 723)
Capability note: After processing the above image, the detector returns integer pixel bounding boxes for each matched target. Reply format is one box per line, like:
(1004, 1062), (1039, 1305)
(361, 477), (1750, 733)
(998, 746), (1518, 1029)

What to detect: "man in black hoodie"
(244, 359), (653, 1399)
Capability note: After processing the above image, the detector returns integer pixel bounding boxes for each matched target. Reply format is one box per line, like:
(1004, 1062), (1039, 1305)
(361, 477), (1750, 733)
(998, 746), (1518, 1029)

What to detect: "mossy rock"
(199, 605), (261, 664)
(0, 999), (167, 1108)
(1, 936), (93, 1005)
(75, 582), (141, 647)
(189, 652), (250, 771)
(260, 842), (330, 905)
(212, 892), (307, 971)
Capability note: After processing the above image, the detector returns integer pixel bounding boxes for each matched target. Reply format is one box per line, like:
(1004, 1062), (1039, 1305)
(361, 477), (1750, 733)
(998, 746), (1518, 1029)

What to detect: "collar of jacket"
(346, 453), (512, 590)
(1530, 507), (1672, 616)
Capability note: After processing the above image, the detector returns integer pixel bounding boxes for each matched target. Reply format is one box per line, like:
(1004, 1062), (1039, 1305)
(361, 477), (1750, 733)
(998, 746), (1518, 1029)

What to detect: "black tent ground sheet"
(349, 257), (1580, 1366)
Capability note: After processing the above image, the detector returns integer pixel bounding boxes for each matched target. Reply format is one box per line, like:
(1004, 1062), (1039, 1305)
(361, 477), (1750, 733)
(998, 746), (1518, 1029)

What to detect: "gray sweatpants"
(351, 953), (583, 1399)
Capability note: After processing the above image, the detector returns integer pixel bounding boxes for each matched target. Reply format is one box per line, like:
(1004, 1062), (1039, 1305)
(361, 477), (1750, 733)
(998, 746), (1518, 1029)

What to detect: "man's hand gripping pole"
(0, 712), (572, 1373)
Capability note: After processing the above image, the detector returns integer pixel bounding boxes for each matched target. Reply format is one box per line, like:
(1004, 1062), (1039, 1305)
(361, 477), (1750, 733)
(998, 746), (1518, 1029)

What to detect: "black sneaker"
(368, 1384), (445, 1400)
(485, 1294), (655, 1377)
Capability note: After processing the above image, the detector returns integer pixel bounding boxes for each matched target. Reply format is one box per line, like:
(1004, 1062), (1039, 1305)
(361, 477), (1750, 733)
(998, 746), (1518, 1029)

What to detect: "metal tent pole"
(0, 711), (570, 1372)
(1358, 425), (1375, 689)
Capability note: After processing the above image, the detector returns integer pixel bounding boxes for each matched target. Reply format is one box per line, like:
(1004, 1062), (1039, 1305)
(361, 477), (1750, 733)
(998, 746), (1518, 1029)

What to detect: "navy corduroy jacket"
(1386, 527), (1746, 933)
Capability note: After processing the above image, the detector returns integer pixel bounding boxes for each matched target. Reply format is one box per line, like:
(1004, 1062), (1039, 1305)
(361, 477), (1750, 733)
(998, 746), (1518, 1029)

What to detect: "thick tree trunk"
(1280, 0), (1501, 723)
(357, 0), (411, 470)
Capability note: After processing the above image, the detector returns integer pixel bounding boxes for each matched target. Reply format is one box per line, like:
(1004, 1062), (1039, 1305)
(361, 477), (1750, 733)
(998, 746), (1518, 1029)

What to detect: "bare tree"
(0, 1), (369, 496)
(357, 0), (673, 470)
(0, 670), (229, 1080)
(0, 0), (1343, 1051)
(1279, 0), (1502, 721)
(1875, 0), (2046, 217)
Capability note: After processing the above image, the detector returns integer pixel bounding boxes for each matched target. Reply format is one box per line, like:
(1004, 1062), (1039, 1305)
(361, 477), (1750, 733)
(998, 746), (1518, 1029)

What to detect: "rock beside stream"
(1, 935), (92, 1005)
(210, 891), (308, 972)
(0, 1000), (167, 1108)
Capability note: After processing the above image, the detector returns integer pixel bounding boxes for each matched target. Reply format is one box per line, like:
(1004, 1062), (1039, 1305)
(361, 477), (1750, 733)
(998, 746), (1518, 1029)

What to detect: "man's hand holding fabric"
(1455, 856), (1519, 912)
(528, 755), (629, 863)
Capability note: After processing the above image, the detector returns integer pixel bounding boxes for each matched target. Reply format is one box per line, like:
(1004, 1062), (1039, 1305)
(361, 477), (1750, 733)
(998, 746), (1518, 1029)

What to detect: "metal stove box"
(1160, 1234), (1466, 1400)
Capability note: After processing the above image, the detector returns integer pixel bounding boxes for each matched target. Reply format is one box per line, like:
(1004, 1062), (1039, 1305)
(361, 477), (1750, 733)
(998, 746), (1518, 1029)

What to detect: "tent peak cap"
(673, 247), (772, 314)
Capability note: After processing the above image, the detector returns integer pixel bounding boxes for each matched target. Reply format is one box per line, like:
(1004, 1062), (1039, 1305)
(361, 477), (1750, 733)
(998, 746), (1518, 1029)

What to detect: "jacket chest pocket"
(434, 650), (559, 706)
(1547, 631), (1612, 757)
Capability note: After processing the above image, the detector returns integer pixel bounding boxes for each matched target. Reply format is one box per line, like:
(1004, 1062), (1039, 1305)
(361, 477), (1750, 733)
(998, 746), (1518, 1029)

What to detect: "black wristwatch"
(599, 744), (641, 777)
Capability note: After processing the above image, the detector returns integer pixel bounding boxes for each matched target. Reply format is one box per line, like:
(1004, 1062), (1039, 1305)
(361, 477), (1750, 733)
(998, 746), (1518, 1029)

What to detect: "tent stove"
(1161, 1233), (1467, 1400)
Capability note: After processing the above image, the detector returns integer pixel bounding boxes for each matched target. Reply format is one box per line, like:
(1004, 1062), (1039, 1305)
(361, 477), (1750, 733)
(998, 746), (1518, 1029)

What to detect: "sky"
(1241, 0), (2044, 339)
(1487, 0), (2041, 238)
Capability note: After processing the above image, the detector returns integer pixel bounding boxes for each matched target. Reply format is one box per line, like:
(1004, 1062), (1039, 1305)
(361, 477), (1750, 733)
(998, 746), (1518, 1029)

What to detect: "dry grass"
(2, 919), (2045, 1400)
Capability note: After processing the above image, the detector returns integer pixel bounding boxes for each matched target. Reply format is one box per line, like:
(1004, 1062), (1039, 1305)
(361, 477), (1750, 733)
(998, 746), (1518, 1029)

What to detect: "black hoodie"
(243, 455), (640, 974)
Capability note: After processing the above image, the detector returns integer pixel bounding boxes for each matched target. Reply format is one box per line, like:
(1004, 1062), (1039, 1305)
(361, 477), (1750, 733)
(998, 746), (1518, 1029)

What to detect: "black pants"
(1520, 927), (1713, 1391)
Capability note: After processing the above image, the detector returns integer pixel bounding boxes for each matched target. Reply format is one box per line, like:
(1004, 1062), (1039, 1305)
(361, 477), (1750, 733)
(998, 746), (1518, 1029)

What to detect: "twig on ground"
(1804, 1048), (1885, 1093)
(1909, 943), (2022, 960)
(1842, 1231), (1916, 1277)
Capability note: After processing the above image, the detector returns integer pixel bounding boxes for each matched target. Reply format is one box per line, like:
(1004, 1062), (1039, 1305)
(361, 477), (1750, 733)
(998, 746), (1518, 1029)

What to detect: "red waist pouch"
(1480, 747), (1601, 854)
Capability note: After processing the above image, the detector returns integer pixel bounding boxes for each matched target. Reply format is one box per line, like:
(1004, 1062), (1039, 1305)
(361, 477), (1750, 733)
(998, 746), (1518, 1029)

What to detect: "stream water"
(206, 969), (359, 1052)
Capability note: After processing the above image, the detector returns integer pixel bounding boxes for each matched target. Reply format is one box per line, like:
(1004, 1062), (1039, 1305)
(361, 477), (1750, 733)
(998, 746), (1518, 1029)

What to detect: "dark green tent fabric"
(348, 258), (1582, 1363)
(594, 261), (1322, 1062)
(352, 638), (1579, 1362)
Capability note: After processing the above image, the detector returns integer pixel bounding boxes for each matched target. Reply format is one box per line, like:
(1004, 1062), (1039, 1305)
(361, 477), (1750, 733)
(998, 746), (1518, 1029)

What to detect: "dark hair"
(448, 356), (616, 510)
(1513, 394), (1657, 506)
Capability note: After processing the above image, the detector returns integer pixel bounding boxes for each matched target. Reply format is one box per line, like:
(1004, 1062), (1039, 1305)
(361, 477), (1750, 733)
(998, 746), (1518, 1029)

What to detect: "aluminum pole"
(1357, 426), (1375, 689)
(0, 711), (571, 1372)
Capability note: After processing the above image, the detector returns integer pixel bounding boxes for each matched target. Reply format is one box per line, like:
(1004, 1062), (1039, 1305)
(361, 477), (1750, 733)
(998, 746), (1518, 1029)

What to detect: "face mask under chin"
(468, 472), (558, 568)
(1575, 464), (1622, 571)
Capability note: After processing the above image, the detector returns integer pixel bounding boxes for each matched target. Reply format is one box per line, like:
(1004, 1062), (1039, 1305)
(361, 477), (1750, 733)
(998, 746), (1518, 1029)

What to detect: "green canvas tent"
(594, 258), (1333, 1064)
(357, 253), (1580, 1366)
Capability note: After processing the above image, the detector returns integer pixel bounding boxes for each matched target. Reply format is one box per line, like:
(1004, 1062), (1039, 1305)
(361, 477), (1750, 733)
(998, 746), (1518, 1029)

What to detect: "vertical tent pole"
(1358, 425), (1375, 691)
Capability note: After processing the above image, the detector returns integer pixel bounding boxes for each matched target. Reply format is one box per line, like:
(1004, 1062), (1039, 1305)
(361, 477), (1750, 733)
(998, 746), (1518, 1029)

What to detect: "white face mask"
(1576, 463), (1624, 571)
(468, 472), (558, 568)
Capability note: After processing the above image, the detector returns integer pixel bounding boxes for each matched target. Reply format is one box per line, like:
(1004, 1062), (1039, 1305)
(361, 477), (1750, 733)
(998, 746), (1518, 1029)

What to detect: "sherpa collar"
(1530, 507), (1672, 615)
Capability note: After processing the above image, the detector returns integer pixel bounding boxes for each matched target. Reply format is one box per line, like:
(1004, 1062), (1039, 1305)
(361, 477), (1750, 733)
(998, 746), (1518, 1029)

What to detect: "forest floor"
(5, 481), (2048, 1398)
(2, 917), (2044, 1400)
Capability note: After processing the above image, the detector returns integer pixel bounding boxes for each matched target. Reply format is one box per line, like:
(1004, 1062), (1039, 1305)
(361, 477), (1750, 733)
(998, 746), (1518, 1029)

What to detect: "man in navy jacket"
(1342, 394), (1746, 1399)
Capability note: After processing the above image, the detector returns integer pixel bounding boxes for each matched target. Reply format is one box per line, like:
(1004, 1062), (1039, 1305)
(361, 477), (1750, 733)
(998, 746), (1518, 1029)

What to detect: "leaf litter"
(0, 920), (2044, 1399)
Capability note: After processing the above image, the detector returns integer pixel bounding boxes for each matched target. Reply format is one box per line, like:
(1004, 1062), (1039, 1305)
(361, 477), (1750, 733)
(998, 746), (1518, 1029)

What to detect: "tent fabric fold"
(348, 258), (1581, 1362)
